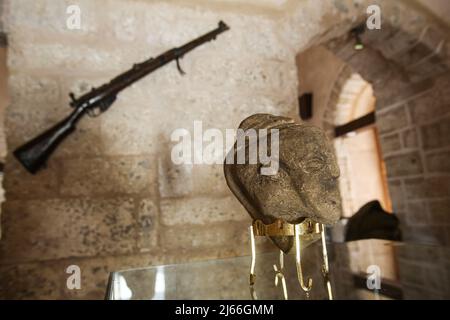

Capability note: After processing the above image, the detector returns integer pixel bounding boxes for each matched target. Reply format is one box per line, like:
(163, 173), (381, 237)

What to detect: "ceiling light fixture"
(351, 24), (365, 51)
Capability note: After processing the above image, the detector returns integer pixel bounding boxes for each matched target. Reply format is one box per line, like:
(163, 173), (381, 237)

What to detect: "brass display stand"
(249, 219), (333, 300)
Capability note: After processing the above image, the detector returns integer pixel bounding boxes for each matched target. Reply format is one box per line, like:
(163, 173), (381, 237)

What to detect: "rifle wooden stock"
(13, 107), (86, 174)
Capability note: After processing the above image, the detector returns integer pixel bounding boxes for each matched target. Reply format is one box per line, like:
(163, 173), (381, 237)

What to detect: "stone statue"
(224, 114), (341, 253)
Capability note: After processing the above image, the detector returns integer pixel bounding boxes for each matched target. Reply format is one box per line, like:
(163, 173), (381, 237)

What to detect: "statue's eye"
(303, 157), (324, 173)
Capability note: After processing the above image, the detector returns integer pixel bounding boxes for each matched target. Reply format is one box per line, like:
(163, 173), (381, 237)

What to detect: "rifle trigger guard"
(176, 57), (186, 75)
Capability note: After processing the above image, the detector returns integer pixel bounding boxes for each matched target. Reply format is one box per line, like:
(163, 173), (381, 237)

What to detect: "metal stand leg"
(273, 250), (288, 300)
(249, 226), (258, 300)
(320, 225), (333, 300)
(294, 224), (313, 299)
(249, 219), (325, 300)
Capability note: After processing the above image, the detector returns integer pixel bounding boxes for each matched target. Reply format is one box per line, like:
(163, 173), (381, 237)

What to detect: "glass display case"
(106, 239), (450, 300)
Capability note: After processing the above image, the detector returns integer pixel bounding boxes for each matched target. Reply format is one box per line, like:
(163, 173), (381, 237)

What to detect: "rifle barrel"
(74, 21), (230, 110)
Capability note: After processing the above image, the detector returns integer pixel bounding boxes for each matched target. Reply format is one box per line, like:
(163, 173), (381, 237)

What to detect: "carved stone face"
(224, 114), (341, 252)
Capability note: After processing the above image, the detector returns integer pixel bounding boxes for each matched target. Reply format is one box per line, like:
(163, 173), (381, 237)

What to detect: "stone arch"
(323, 68), (382, 218)
(321, 65), (353, 137)
(283, 0), (450, 56)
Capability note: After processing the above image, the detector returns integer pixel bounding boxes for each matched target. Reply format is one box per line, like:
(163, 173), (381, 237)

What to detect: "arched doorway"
(296, 19), (450, 245)
(331, 72), (391, 218)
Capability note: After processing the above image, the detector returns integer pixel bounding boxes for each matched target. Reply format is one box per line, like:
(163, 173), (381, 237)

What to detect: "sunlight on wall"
(334, 75), (391, 217)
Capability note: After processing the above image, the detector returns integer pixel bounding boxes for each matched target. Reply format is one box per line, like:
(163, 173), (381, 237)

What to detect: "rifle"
(13, 21), (230, 174)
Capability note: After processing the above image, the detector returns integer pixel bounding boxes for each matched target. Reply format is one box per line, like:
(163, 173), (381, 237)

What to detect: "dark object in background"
(13, 21), (230, 174)
(350, 24), (365, 50)
(345, 200), (402, 242)
(334, 111), (375, 138)
(298, 93), (313, 120)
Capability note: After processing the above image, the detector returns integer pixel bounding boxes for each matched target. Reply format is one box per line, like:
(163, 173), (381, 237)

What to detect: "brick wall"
(373, 75), (449, 244)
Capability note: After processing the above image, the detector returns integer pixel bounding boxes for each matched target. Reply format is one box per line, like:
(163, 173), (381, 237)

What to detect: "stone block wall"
(0, 0), (9, 238)
(396, 243), (450, 299)
(331, 240), (450, 299)
(0, 0), (299, 299)
(376, 75), (450, 245)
